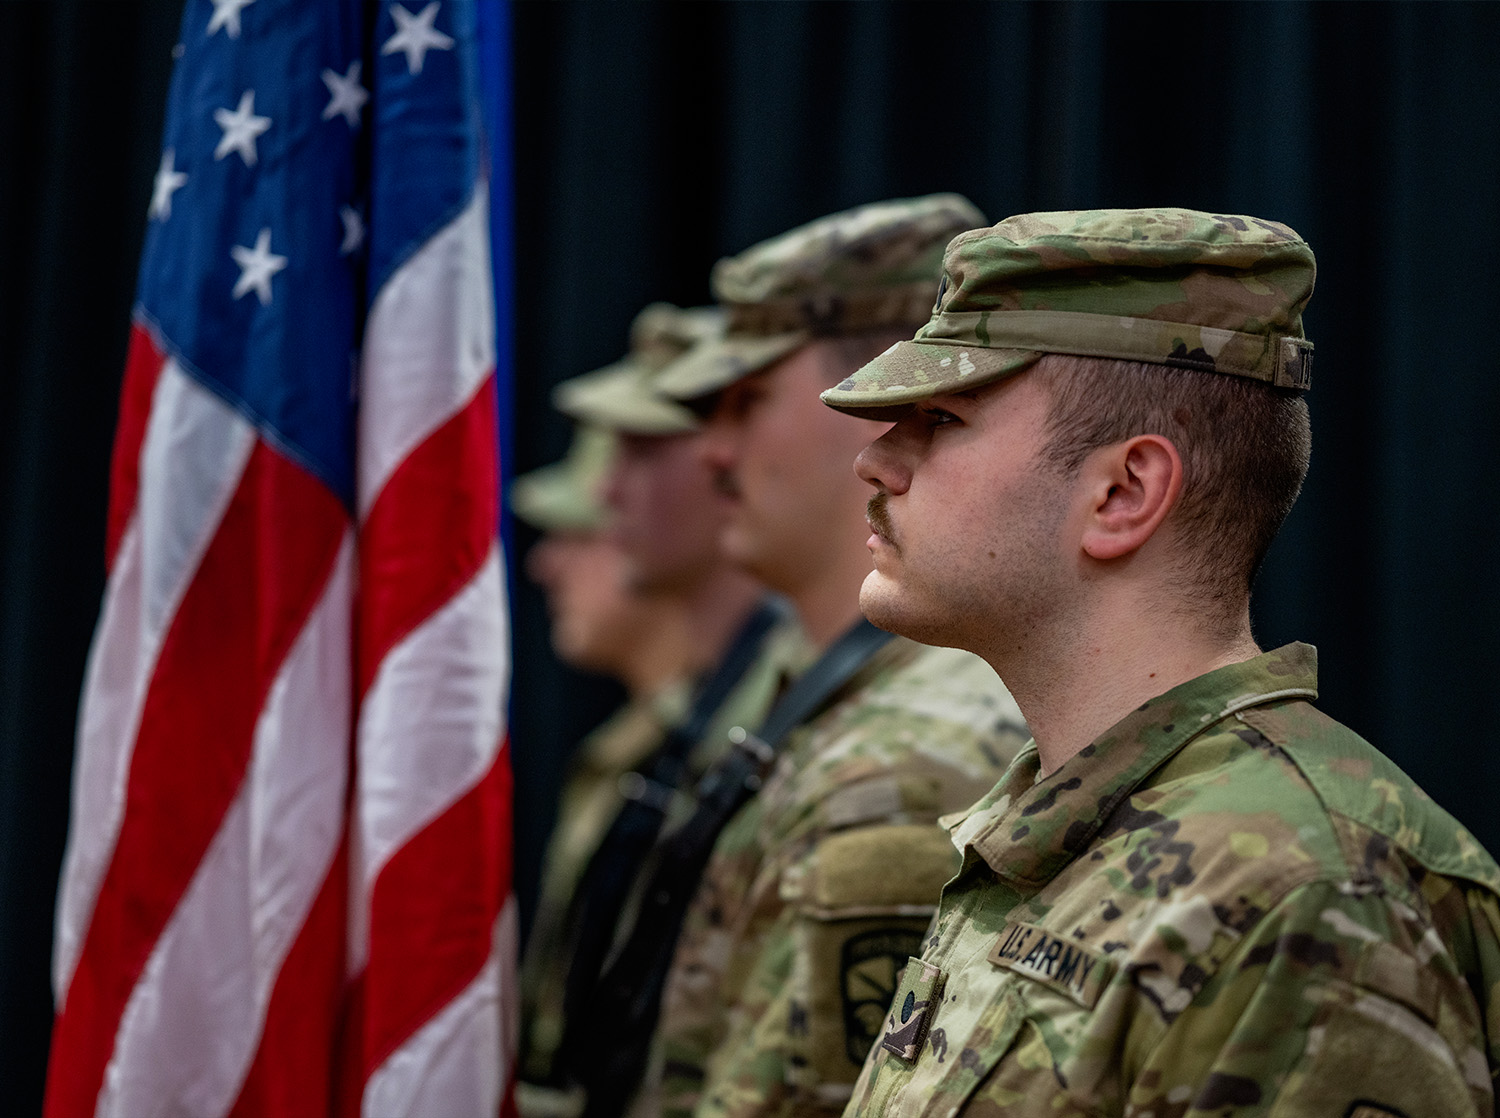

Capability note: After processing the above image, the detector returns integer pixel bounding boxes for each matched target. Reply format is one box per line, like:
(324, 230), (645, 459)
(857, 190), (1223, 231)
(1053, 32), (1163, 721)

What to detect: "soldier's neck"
(994, 606), (1260, 778)
(618, 603), (698, 699)
(784, 545), (873, 652)
(673, 563), (768, 674)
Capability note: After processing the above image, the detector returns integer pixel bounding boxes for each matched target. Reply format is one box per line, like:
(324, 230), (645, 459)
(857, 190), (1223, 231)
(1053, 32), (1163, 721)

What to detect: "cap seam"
(979, 232), (1306, 252)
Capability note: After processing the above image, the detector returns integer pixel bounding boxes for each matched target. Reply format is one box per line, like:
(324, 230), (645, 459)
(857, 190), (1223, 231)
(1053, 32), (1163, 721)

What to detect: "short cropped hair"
(1031, 353), (1311, 623)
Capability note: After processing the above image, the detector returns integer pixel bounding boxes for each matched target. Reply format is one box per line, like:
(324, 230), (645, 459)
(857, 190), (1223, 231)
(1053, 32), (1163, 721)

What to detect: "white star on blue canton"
(339, 206), (365, 255)
(231, 228), (288, 306)
(213, 90), (271, 167)
(149, 148), (188, 221)
(206, 0), (255, 39)
(321, 61), (369, 127)
(382, 3), (454, 75)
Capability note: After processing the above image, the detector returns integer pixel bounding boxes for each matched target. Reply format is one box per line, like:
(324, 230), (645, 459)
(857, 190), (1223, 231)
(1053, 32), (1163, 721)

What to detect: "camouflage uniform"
(638, 196), (1030, 1118)
(650, 638), (1029, 1118)
(844, 645), (1500, 1117)
(817, 211), (1500, 1116)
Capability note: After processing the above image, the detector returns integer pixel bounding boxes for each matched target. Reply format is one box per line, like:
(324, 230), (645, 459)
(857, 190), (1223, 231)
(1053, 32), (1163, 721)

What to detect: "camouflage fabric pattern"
(520, 612), (808, 1107)
(510, 425), (615, 533)
(844, 644), (1500, 1118)
(641, 638), (1029, 1118)
(655, 195), (985, 402)
(821, 208), (1316, 419)
(554, 303), (724, 435)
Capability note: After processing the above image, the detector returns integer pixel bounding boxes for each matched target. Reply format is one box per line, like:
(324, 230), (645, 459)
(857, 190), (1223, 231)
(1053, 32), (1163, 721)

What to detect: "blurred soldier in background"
(516, 425), (687, 689)
(574, 196), (1029, 1118)
(515, 423), (698, 1105)
(520, 306), (799, 1118)
(824, 209), (1500, 1116)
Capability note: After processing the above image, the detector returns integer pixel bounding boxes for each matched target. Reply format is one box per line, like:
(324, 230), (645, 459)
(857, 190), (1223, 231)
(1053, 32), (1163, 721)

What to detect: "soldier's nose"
(856, 430), (911, 495)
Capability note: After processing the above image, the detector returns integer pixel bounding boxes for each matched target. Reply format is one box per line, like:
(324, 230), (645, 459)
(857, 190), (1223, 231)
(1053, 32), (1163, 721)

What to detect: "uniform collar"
(956, 643), (1319, 889)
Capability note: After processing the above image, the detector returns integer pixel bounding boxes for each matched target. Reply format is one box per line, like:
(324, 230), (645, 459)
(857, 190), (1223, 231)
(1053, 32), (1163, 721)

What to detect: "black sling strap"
(547, 596), (788, 1083)
(567, 618), (896, 1118)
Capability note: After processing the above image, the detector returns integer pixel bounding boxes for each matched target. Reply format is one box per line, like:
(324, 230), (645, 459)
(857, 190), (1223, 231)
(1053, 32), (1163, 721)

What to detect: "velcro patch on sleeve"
(988, 920), (1112, 1008)
(879, 957), (943, 1060)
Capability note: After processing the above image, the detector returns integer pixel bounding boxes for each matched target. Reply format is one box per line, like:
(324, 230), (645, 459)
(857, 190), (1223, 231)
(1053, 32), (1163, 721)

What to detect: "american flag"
(45, 1), (515, 1114)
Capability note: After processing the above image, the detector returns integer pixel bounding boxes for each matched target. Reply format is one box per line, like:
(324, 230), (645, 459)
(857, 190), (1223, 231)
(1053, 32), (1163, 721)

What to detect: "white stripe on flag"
(138, 365), (261, 633)
(53, 366), (257, 1004)
(357, 186), (495, 520)
(348, 545), (508, 970)
(94, 532), (354, 1118)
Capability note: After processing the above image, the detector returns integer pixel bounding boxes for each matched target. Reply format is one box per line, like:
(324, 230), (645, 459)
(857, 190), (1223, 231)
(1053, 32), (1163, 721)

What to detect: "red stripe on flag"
(105, 324), (167, 571)
(226, 835), (351, 1118)
(356, 375), (499, 699)
(44, 443), (348, 1118)
(348, 741), (513, 1085)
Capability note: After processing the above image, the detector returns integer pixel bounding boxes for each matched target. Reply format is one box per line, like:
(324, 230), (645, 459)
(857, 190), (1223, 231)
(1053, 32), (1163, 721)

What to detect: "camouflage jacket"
(521, 615), (807, 1110)
(846, 643), (1500, 1118)
(643, 637), (1029, 1118)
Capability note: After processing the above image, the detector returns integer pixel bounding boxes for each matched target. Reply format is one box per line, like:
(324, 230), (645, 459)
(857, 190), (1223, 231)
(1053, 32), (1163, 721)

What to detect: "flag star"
(382, 3), (454, 75)
(206, 0), (255, 39)
(339, 205), (365, 255)
(213, 90), (271, 166)
(231, 228), (288, 306)
(149, 148), (188, 221)
(321, 61), (369, 127)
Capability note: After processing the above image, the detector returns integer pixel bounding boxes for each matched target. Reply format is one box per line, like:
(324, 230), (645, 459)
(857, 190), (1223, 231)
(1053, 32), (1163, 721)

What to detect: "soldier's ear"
(1077, 435), (1183, 562)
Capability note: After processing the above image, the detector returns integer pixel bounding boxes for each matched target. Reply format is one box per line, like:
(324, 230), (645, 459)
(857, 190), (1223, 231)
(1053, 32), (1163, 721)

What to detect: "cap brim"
(654, 331), (808, 401)
(554, 363), (700, 435)
(510, 464), (604, 533)
(819, 338), (1043, 419)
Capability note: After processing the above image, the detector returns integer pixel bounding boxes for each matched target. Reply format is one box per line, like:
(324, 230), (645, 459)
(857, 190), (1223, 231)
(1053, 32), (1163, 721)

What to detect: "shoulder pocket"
(788, 824), (957, 1100)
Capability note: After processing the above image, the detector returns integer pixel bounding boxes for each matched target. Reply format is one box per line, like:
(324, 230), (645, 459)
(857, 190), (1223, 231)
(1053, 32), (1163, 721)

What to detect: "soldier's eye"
(919, 407), (959, 429)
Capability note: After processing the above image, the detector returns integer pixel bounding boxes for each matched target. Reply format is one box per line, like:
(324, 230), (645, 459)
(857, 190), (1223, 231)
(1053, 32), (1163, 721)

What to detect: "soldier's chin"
(858, 571), (913, 637)
(860, 571), (962, 647)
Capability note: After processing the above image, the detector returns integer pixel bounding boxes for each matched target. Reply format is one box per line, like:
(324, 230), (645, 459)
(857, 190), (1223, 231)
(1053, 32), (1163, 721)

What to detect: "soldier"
(823, 208), (1500, 1116)
(520, 307), (800, 1118)
(595, 196), (1030, 1118)
(515, 424), (702, 1110)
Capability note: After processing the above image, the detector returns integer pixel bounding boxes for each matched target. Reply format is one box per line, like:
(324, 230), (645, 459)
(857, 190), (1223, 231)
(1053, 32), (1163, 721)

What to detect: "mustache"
(866, 492), (895, 544)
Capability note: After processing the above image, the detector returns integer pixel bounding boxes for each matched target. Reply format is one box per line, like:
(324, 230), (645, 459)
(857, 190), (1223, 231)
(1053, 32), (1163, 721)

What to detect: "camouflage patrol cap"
(820, 208), (1316, 418)
(554, 304), (723, 435)
(509, 425), (614, 533)
(655, 194), (986, 401)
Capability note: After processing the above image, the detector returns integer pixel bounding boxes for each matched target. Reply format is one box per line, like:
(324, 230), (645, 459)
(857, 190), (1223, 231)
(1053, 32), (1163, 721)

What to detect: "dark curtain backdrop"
(3, 1), (1497, 1112)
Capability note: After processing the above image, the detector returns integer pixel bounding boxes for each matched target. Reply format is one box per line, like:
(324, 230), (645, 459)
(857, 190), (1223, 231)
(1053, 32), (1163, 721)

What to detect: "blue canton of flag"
(139, 0), (481, 504)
